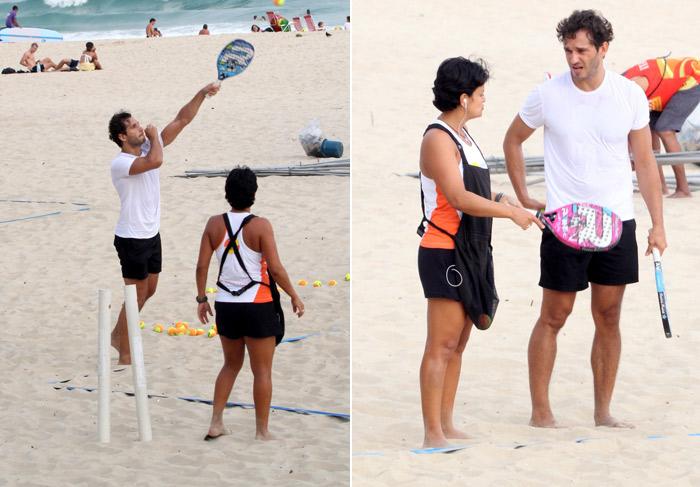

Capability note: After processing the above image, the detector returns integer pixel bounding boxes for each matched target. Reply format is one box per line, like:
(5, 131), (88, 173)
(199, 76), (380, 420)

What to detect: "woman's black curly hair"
(432, 57), (490, 112)
(225, 166), (257, 210)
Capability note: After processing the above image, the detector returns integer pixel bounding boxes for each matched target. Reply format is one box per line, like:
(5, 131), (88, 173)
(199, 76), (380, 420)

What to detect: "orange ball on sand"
(175, 321), (189, 330)
(298, 279), (307, 286)
(188, 328), (198, 336)
(196, 328), (205, 336)
(329, 280), (337, 286)
(167, 327), (177, 336)
(176, 328), (187, 336)
(154, 324), (163, 333)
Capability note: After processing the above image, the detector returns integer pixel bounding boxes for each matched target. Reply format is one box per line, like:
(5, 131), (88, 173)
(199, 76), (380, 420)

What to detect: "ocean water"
(1, 0), (350, 41)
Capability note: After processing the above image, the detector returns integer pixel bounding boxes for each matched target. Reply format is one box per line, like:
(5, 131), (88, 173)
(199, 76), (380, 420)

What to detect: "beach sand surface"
(352, 1), (700, 485)
(0, 31), (349, 486)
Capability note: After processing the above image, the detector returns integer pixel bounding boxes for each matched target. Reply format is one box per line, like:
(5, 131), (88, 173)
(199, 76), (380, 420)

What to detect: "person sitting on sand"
(199, 24), (210, 35)
(196, 166), (304, 441)
(146, 18), (162, 38)
(20, 43), (58, 72)
(6, 5), (20, 28)
(55, 42), (103, 71)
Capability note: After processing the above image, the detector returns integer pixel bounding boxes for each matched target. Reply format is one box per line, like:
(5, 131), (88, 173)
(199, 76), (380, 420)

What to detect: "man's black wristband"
(196, 295), (208, 303)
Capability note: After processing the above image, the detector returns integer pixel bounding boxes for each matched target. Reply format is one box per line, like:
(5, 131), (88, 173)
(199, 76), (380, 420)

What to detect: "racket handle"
(205, 80), (221, 98)
(651, 247), (661, 262)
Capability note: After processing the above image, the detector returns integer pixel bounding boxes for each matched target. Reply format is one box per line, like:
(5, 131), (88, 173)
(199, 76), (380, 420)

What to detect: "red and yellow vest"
(623, 58), (700, 111)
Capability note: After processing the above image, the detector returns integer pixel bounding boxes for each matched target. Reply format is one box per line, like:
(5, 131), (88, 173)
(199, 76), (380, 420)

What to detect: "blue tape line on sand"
(354, 434), (700, 456)
(281, 329), (341, 343)
(410, 445), (471, 454)
(54, 385), (349, 421)
(0, 199), (93, 224)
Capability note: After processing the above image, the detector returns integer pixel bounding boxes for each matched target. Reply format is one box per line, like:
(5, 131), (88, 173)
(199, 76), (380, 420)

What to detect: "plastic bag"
(677, 103), (700, 151)
(298, 118), (325, 157)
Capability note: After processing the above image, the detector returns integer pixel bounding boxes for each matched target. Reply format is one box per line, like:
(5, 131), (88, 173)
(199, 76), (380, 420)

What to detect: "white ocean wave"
(43, 0), (90, 7)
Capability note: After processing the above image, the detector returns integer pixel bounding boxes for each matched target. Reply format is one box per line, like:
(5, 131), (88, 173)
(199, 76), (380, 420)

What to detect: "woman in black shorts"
(195, 166), (304, 440)
(417, 57), (541, 448)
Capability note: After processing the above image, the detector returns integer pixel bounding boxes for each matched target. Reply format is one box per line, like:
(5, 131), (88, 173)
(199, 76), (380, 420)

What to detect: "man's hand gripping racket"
(206, 39), (255, 98)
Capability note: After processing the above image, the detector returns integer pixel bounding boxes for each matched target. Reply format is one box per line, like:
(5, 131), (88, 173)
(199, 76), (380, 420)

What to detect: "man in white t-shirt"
(503, 10), (666, 430)
(108, 82), (220, 365)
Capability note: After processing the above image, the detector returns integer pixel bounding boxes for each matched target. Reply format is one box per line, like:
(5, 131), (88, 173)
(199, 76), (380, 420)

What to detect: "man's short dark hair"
(203, 24), (207, 29)
(12, 6), (18, 11)
(432, 57), (490, 112)
(225, 166), (257, 210)
(150, 18), (156, 23)
(86, 41), (94, 50)
(109, 111), (131, 148)
(556, 10), (614, 50)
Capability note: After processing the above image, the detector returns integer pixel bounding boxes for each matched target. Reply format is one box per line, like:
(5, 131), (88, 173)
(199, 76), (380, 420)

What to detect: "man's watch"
(196, 295), (208, 303)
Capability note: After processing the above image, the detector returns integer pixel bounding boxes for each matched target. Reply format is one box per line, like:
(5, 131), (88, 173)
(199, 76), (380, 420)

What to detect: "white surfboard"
(0, 27), (63, 43)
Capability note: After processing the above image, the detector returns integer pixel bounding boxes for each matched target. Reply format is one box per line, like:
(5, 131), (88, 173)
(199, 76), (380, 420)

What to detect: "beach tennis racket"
(651, 248), (672, 338)
(207, 39), (254, 96)
(531, 202), (623, 252)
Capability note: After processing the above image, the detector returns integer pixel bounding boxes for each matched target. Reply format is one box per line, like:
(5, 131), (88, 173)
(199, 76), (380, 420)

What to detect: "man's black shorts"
(113, 233), (162, 280)
(539, 220), (638, 292)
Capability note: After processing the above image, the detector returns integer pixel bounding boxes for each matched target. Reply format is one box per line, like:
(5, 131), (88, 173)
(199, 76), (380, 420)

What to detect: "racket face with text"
(216, 39), (254, 81)
(539, 203), (622, 252)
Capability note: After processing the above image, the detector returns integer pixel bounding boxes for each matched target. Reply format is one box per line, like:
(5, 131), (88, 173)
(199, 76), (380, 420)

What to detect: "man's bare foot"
(529, 416), (566, 428)
(117, 355), (131, 366)
(667, 190), (692, 199)
(442, 426), (474, 440)
(595, 416), (635, 429)
(204, 426), (232, 440)
(422, 434), (451, 449)
(111, 333), (120, 352)
(255, 430), (278, 441)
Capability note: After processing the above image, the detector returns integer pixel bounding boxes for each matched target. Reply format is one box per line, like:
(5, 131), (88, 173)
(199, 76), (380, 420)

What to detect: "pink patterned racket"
(533, 202), (623, 252)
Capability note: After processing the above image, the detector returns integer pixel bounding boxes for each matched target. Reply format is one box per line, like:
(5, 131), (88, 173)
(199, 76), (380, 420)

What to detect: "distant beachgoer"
(344, 15), (350, 31)
(251, 25), (261, 32)
(199, 24), (210, 35)
(261, 15), (267, 21)
(196, 166), (304, 441)
(146, 18), (162, 38)
(107, 82), (221, 365)
(55, 42), (102, 71)
(5, 5), (20, 28)
(20, 43), (58, 72)
(317, 21), (325, 30)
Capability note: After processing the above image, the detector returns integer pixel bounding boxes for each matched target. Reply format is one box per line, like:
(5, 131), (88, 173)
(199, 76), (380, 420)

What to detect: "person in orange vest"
(624, 57), (700, 198)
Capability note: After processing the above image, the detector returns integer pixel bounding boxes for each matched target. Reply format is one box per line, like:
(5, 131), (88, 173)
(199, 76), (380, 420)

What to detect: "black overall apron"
(417, 122), (499, 329)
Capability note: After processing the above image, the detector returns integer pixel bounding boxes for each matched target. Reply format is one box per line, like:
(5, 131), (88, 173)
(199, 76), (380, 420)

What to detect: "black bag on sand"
(217, 213), (285, 345)
(417, 123), (499, 329)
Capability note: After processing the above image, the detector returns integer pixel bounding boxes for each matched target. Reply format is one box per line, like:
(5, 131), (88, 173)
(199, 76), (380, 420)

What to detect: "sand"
(0, 31), (349, 485)
(352, 1), (700, 485)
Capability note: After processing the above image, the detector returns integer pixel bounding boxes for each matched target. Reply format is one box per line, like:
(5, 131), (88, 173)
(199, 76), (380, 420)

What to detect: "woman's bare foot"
(204, 426), (232, 441)
(255, 430), (278, 441)
(595, 415), (635, 429)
